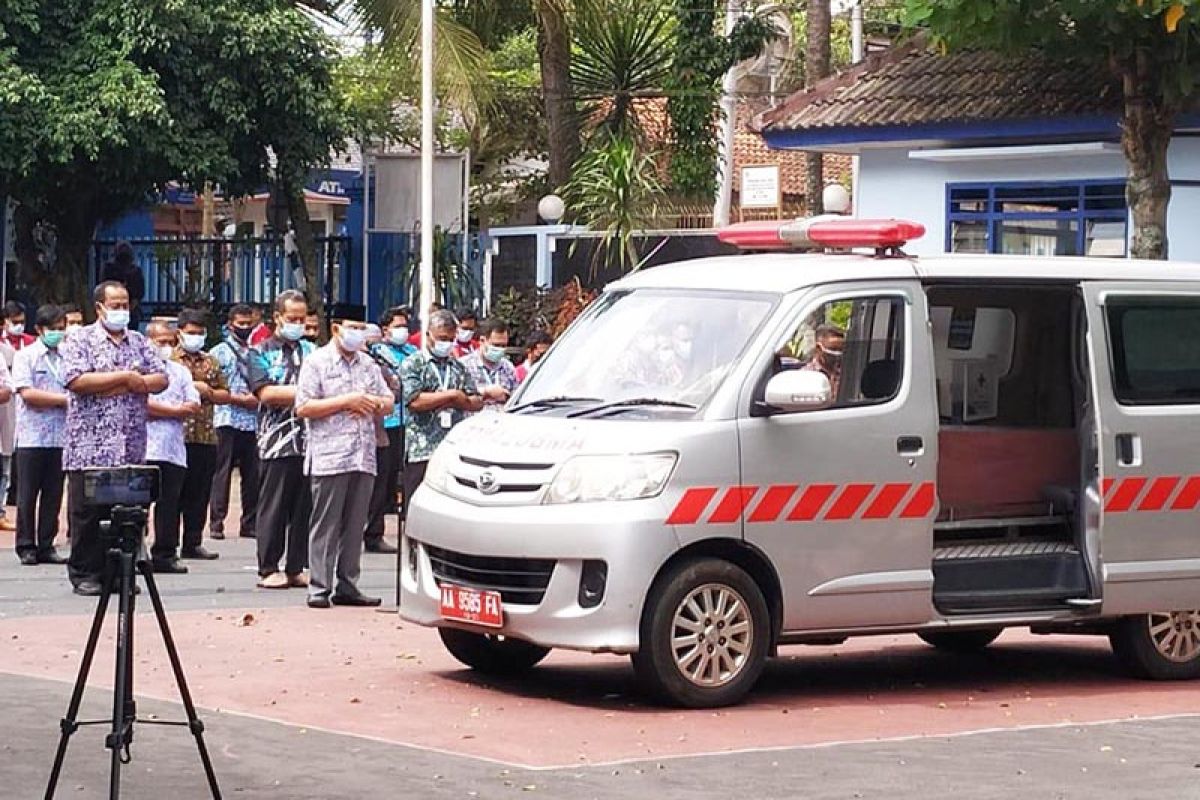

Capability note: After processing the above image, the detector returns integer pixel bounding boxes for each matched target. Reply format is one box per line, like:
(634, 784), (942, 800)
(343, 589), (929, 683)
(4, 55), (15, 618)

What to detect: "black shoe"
(209, 530), (225, 541)
(331, 592), (382, 608)
(18, 551), (38, 566)
(37, 550), (67, 565)
(306, 595), (331, 609)
(73, 580), (103, 597)
(150, 559), (189, 574)
(180, 546), (219, 561)
(239, 532), (256, 539)
(364, 540), (398, 555)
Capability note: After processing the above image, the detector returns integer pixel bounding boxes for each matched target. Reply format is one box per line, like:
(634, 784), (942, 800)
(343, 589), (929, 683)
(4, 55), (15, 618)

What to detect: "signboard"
(740, 165), (781, 210)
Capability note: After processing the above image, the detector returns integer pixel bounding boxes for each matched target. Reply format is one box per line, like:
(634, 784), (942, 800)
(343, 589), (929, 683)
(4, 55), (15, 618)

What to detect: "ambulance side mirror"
(762, 369), (833, 413)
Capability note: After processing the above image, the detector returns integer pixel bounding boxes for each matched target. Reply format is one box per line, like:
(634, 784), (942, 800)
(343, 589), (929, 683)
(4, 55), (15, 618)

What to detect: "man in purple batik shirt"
(60, 282), (167, 596)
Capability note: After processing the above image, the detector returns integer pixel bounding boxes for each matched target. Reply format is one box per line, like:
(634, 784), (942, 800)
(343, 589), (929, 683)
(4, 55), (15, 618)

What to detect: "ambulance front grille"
(426, 545), (556, 605)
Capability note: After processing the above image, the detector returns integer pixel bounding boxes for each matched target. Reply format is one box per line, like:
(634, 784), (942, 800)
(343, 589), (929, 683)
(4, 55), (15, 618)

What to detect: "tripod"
(45, 506), (221, 800)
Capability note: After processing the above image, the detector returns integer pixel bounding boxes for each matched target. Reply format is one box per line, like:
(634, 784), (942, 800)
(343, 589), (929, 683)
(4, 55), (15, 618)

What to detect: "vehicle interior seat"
(860, 359), (900, 401)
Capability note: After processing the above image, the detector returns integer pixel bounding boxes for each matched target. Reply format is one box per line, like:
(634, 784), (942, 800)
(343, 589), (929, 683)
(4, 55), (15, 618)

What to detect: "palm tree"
(804, 0), (831, 214)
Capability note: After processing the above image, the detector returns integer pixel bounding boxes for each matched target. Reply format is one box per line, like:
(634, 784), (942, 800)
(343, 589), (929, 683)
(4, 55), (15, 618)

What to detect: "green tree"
(904, 0), (1200, 259)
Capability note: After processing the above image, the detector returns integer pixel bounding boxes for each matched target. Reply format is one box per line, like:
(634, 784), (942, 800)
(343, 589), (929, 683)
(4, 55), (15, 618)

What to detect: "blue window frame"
(946, 180), (1128, 258)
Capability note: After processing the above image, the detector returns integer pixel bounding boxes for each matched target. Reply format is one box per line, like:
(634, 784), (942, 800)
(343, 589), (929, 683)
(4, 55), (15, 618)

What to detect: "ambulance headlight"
(422, 444), (456, 496)
(544, 453), (677, 504)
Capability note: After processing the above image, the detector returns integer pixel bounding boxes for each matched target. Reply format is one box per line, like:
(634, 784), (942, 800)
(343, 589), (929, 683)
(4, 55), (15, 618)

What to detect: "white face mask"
(157, 345), (174, 360)
(7, 323), (24, 336)
(389, 327), (409, 345)
(431, 339), (455, 359)
(101, 307), (130, 332)
(338, 327), (366, 352)
(456, 327), (475, 344)
(180, 333), (206, 353)
(65, 324), (82, 337)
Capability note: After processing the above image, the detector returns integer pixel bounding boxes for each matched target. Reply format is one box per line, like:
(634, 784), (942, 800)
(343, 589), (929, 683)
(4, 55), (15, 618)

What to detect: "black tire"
(917, 628), (1003, 653)
(632, 558), (770, 708)
(438, 627), (551, 675)
(1109, 611), (1200, 680)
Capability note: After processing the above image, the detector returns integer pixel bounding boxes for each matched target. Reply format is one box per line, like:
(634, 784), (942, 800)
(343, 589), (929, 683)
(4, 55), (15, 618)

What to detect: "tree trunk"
(536, 0), (580, 191)
(1119, 51), (1173, 260)
(804, 0), (831, 215)
(280, 177), (327, 336)
(14, 203), (90, 312)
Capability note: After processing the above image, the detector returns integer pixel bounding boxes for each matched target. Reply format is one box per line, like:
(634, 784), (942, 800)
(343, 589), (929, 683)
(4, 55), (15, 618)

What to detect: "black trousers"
(181, 442), (217, 549)
(6, 449), (18, 507)
(14, 447), (64, 556)
(256, 456), (310, 577)
(401, 460), (428, 523)
(149, 461), (187, 562)
(66, 472), (112, 586)
(365, 427), (404, 542)
(209, 427), (259, 538)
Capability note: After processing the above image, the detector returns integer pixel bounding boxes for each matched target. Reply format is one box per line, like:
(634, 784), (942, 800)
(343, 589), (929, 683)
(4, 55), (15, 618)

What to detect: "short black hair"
(478, 318), (509, 339)
(3, 301), (24, 320)
(35, 304), (64, 329)
(274, 290), (306, 314)
(92, 281), (127, 305)
(61, 303), (81, 314)
(380, 305), (412, 327)
(177, 308), (209, 328)
(228, 303), (255, 320)
(455, 306), (478, 324)
(526, 330), (553, 349)
(814, 323), (846, 341)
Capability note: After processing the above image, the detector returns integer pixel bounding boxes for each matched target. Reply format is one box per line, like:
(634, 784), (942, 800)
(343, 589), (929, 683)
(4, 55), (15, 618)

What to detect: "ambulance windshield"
(512, 289), (775, 417)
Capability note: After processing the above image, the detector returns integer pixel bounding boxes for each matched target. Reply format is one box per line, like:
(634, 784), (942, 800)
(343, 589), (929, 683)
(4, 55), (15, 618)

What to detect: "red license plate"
(439, 583), (503, 628)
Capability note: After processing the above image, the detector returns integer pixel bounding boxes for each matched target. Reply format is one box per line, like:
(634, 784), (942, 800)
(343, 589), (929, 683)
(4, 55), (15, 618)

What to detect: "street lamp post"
(419, 0), (435, 339)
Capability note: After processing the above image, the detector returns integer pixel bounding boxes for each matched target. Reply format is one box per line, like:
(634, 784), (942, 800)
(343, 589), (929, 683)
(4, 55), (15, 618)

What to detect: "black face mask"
(231, 326), (252, 342)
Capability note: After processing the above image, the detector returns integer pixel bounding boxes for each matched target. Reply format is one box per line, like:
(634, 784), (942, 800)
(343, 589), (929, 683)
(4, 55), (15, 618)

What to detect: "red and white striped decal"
(667, 481), (938, 525)
(1103, 474), (1200, 513)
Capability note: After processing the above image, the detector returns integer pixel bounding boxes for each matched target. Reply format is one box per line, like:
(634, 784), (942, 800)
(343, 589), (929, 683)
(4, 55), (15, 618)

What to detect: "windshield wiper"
(509, 395), (602, 413)
(566, 397), (698, 418)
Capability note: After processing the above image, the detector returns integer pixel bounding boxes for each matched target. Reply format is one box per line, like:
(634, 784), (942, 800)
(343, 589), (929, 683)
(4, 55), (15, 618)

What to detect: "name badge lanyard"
(435, 361), (454, 429)
(44, 351), (63, 387)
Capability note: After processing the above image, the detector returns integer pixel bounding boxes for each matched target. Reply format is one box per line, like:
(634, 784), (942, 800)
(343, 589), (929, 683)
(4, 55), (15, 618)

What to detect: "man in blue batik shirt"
(208, 304), (262, 541)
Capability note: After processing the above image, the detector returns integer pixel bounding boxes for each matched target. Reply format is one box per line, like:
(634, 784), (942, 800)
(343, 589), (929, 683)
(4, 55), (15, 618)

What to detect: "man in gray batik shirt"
(294, 315), (393, 609)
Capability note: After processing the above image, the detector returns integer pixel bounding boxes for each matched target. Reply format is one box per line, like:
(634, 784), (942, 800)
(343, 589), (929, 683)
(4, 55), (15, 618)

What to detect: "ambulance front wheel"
(633, 558), (770, 708)
(438, 628), (551, 675)
(1109, 610), (1200, 680)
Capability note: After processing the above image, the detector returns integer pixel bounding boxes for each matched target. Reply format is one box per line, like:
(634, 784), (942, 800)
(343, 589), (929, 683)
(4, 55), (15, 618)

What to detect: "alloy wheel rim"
(670, 583), (753, 688)
(1147, 610), (1200, 663)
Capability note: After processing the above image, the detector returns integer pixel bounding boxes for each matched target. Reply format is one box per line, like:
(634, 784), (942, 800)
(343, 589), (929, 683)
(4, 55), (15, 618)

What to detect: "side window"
(777, 295), (906, 409)
(1107, 297), (1200, 404)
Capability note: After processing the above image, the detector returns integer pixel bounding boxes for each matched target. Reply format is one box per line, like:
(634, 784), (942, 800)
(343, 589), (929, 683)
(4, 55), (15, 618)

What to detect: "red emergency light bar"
(718, 217), (926, 251)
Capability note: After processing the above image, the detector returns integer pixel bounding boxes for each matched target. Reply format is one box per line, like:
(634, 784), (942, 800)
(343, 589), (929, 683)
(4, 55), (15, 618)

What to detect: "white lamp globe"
(538, 194), (566, 224)
(823, 184), (851, 215)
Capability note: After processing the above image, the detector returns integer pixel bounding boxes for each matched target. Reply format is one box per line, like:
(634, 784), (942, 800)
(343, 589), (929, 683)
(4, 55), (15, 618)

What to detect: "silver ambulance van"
(400, 217), (1200, 707)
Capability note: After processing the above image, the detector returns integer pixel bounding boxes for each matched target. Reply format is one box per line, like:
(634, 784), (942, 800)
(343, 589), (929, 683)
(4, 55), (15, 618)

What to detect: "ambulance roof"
(610, 252), (1200, 295)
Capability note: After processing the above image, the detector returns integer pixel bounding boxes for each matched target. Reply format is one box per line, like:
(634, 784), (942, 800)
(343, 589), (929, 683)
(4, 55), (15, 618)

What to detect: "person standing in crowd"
(295, 316), (392, 608)
(62, 305), (85, 337)
(304, 312), (321, 344)
(515, 330), (553, 383)
(11, 305), (68, 566)
(452, 306), (480, 358)
(60, 281), (166, 596)
(364, 306), (414, 553)
(145, 321), (200, 574)
(0, 300), (32, 524)
(405, 302), (443, 348)
(247, 290), (315, 590)
(99, 242), (146, 330)
(174, 308), (229, 560)
(249, 305), (272, 347)
(2, 302), (35, 350)
(400, 310), (482, 501)
(208, 305), (261, 541)
(460, 319), (518, 413)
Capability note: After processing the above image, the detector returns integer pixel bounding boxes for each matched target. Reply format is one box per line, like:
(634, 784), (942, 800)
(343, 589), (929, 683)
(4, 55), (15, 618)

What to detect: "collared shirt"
(210, 336), (258, 432)
(60, 322), (166, 471)
(294, 342), (390, 477)
(11, 339), (67, 449)
(246, 336), (315, 461)
(146, 361), (200, 467)
(460, 350), (518, 414)
(400, 350), (478, 463)
(173, 347), (227, 445)
(2, 331), (35, 351)
(370, 341), (416, 429)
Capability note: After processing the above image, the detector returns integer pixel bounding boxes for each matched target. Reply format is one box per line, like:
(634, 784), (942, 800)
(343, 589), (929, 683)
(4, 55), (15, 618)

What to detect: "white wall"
(853, 137), (1200, 261)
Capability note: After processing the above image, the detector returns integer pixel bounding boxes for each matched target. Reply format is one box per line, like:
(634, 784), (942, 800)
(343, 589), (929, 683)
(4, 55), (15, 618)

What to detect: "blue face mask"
(431, 340), (455, 359)
(389, 327), (409, 345)
(280, 322), (305, 342)
(483, 344), (506, 364)
(338, 327), (366, 352)
(101, 308), (130, 332)
(180, 333), (206, 353)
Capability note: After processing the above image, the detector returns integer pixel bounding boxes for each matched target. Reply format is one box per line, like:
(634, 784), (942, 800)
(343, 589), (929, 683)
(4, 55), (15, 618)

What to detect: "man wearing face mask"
(0, 301), (32, 530)
(363, 306), (415, 554)
(59, 281), (168, 596)
(2, 301), (35, 350)
(400, 310), (482, 501)
(304, 312), (321, 344)
(11, 304), (63, 566)
(460, 318), (518, 414)
(145, 321), (202, 574)
(295, 315), (393, 608)
(208, 304), (261, 541)
(452, 306), (480, 358)
(803, 324), (845, 398)
(246, 290), (316, 590)
(62, 305), (85, 338)
(172, 309), (229, 560)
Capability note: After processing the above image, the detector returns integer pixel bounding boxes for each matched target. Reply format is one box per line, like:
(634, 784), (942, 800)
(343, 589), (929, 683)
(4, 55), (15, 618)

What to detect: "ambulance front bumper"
(398, 486), (679, 653)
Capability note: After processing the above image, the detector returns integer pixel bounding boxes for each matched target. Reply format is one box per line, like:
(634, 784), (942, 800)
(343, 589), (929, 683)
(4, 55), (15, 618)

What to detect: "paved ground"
(3, 506), (1200, 798)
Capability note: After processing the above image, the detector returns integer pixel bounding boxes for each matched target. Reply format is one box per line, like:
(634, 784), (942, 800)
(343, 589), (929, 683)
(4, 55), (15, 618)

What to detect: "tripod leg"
(139, 562), (223, 799)
(107, 550), (136, 800)
(44, 569), (115, 799)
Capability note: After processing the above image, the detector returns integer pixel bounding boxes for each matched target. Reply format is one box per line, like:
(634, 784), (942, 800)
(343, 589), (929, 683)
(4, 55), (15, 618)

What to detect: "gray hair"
(274, 289), (307, 314)
(428, 309), (458, 332)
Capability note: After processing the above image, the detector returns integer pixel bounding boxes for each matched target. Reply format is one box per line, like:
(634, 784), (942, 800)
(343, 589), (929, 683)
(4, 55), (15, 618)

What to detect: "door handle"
(897, 436), (924, 457)
(1115, 433), (1142, 467)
